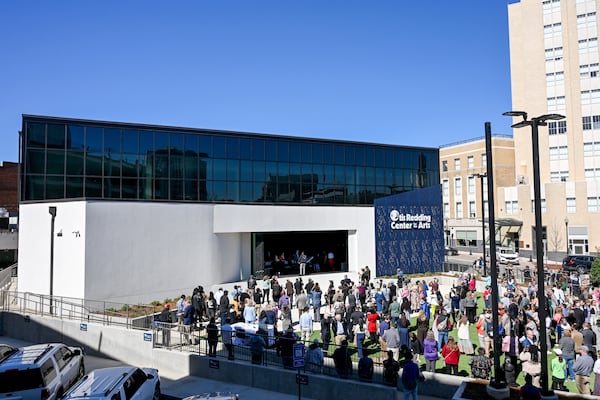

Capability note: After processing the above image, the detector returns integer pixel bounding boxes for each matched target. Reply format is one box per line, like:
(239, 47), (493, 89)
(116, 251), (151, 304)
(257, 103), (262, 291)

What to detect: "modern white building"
(17, 116), (439, 304)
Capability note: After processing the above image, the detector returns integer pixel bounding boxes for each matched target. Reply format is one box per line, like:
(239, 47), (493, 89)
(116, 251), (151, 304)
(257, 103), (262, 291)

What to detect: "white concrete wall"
(17, 202), (87, 299)
(19, 202), (375, 305)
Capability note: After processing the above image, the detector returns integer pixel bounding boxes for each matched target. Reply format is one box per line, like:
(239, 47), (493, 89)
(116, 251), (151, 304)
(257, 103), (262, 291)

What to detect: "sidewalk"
(160, 374), (445, 400)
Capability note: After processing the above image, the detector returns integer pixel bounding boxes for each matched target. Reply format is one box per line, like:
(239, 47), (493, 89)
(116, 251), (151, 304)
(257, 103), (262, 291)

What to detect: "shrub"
(591, 257), (600, 286)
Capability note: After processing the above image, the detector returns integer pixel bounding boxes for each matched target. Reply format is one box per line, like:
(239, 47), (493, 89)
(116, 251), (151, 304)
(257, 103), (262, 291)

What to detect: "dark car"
(562, 255), (596, 274)
(445, 247), (459, 256)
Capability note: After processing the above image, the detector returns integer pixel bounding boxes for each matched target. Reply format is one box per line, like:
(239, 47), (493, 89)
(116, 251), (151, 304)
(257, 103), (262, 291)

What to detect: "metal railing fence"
(0, 290), (158, 329)
(151, 322), (396, 386)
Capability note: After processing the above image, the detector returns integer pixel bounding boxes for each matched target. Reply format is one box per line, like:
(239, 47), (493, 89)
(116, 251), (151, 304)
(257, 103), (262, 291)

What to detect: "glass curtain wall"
(21, 117), (439, 205)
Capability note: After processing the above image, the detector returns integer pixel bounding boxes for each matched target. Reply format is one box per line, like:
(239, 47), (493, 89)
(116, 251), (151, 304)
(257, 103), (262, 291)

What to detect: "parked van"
(496, 247), (520, 265)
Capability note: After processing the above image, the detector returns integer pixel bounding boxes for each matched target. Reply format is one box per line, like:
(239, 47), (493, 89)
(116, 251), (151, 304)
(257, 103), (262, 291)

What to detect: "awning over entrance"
(494, 218), (523, 227)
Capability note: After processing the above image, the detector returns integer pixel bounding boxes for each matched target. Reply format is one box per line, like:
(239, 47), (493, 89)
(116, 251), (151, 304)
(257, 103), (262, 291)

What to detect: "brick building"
(0, 161), (18, 215)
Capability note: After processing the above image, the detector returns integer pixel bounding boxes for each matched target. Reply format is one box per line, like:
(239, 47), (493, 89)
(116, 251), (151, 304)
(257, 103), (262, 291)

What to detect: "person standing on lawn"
(573, 345), (594, 395)
(423, 330), (439, 372)
(441, 336), (461, 375)
(551, 348), (567, 391)
(593, 349), (600, 396)
(469, 347), (493, 380)
(457, 314), (474, 355)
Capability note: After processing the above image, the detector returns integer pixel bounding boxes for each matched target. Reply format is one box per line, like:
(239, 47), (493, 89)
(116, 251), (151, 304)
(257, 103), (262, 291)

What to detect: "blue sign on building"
(374, 185), (444, 276)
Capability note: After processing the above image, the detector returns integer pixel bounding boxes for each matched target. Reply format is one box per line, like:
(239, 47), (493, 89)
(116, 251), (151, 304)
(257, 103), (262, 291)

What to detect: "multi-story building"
(0, 161), (18, 268)
(17, 115), (439, 303)
(507, 0), (600, 256)
(440, 135), (516, 252)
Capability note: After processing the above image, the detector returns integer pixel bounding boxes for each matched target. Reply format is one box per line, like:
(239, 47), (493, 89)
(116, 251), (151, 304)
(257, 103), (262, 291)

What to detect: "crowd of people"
(156, 263), (600, 397)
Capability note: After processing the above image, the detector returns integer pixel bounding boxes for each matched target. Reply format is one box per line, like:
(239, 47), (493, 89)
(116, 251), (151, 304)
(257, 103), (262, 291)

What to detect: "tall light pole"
(564, 217), (569, 255)
(49, 206), (57, 315)
(474, 173), (487, 276)
(504, 111), (565, 397)
(482, 122), (505, 397)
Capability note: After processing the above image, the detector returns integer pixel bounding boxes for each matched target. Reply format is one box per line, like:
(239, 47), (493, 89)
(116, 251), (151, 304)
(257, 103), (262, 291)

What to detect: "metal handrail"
(0, 290), (158, 329)
(0, 264), (17, 290)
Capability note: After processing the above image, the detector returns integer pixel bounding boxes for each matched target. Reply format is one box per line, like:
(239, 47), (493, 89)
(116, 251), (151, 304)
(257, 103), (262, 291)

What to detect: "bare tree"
(548, 218), (563, 253)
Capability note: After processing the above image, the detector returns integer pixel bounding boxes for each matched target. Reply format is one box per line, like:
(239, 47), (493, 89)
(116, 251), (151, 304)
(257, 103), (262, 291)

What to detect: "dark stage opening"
(252, 231), (348, 276)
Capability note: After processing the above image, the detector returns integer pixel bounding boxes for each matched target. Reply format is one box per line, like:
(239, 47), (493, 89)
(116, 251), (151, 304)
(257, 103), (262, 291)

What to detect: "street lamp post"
(564, 217), (569, 255)
(48, 206), (57, 315)
(474, 173), (487, 276)
(504, 111), (565, 397)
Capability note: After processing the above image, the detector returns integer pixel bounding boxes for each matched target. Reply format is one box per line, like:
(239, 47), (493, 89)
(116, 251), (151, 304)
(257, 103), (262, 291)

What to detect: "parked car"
(562, 255), (596, 274)
(0, 343), (84, 400)
(184, 393), (240, 400)
(445, 246), (459, 256)
(63, 366), (160, 400)
(496, 247), (520, 265)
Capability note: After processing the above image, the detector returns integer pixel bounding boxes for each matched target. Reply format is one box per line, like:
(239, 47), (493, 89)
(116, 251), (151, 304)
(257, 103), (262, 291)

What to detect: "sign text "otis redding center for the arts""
(389, 210), (432, 230)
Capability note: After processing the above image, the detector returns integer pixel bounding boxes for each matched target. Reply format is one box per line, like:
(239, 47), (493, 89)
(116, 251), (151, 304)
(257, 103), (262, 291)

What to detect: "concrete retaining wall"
(1, 312), (410, 399)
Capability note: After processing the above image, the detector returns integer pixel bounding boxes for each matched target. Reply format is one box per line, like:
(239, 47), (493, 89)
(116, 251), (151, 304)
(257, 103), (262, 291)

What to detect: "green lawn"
(309, 293), (595, 393)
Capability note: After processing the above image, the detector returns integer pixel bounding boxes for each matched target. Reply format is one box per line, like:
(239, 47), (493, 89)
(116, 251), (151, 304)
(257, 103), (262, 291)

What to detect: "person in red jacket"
(441, 337), (461, 375)
(367, 309), (379, 344)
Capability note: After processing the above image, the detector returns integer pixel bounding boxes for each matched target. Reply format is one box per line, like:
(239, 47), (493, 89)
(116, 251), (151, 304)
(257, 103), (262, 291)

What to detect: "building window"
(584, 167), (600, 180)
(469, 201), (476, 218)
(588, 197), (599, 212)
(468, 176), (475, 194)
(580, 63), (599, 78)
(454, 158), (460, 170)
(548, 121), (567, 135)
(577, 12), (596, 27)
(505, 200), (518, 215)
(549, 145), (568, 160)
(545, 46), (563, 61)
(442, 160), (448, 172)
(546, 71), (565, 88)
(579, 37), (598, 55)
(567, 197), (576, 213)
(456, 202), (463, 219)
(481, 153), (486, 167)
(583, 116), (592, 130)
(543, 0), (561, 14)
(467, 156), (474, 169)
(582, 89), (600, 104)
(548, 96), (566, 110)
(454, 177), (462, 196)
(550, 171), (569, 182)
(443, 179), (449, 197)
(544, 22), (562, 39)
(531, 199), (547, 213)
(444, 203), (450, 218)
(582, 115), (600, 130)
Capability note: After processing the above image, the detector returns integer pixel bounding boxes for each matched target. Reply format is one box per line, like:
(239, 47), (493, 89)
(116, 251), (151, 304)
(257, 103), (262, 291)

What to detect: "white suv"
(496, 247), (520, 265)
(64, 367), (160, 400)
(0, 343), (85, 400)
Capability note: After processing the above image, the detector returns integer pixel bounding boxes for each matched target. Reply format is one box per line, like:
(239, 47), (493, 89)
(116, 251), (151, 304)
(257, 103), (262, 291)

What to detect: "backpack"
(437, 315), (448, 331)
(470, 356), (490, 379)
(486, 320), (494, 338)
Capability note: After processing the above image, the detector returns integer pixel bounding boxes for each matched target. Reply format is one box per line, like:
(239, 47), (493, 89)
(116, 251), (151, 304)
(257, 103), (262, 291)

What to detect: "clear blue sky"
(0, 1), (516, 163)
